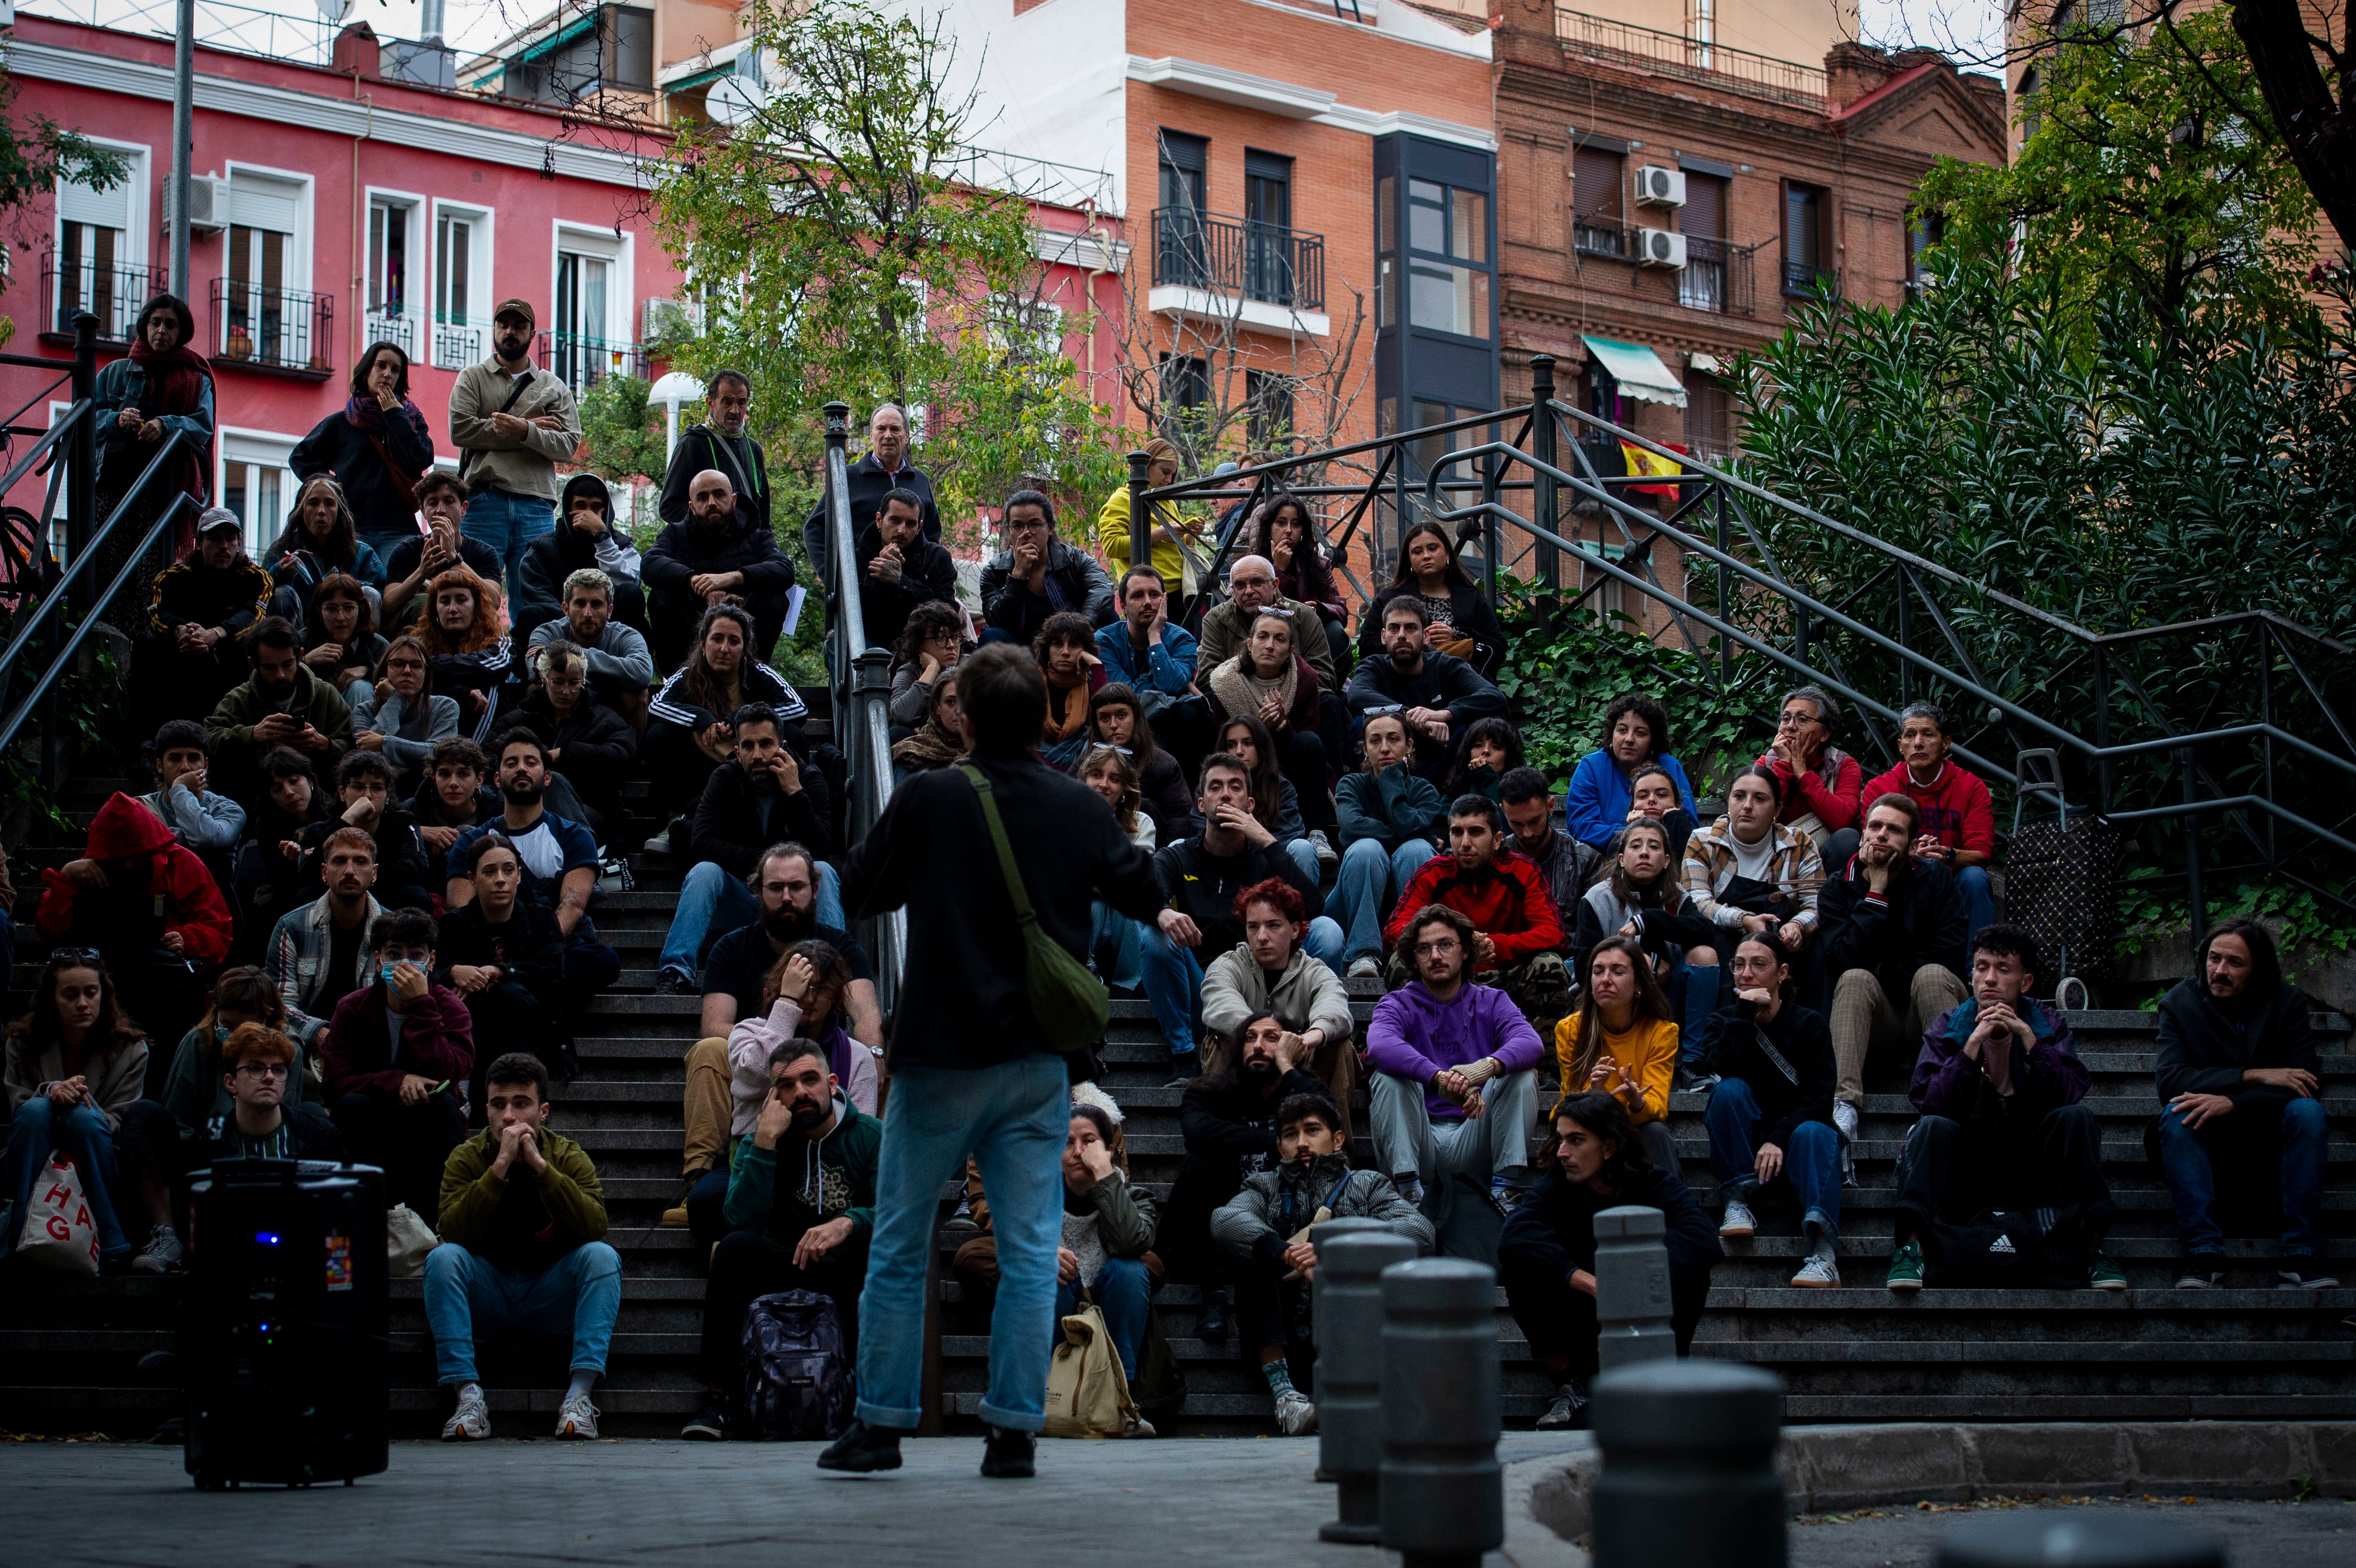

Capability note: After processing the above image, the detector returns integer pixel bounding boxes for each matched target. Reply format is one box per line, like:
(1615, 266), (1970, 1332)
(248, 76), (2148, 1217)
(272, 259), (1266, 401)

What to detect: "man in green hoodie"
(681, 1036), (880, 1441)
(426, 1052), (618, 1443)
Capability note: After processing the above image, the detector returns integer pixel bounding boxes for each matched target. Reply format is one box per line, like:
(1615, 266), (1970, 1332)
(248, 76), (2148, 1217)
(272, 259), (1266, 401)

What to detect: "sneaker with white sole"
(1307, 829), (1338, 871)
(130, 1225), (184, 1274)
(440, 1385), (491, 1441)
(1719, 1198), (1757, 1238)
(1790, 1253), (1841, 1289)
(1274, 1390), (1318, 1435)
(1346, 956), (1381, 980)
(555, 1392), (599, 1439)
(2278, 1268), (2343, 1290)
(1831, 1100), (1859, 1141)
(2176, 1257), (2224, 1289)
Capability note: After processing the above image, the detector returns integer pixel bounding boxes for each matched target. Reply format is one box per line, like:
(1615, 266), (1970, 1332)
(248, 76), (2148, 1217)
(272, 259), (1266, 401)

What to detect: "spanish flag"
(1621, 440), (1686, 500)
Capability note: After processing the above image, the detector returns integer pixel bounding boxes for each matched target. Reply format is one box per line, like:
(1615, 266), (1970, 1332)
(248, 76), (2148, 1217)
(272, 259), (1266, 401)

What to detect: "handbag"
(1042, 1288), (1140, 1439)
(958, 763), (1109, 1054)
(2005, 749), (2127, 984)
(385, 1202), (438, 1277)
(16, 1150), (100, 1275)
(363, 429), (422, 515)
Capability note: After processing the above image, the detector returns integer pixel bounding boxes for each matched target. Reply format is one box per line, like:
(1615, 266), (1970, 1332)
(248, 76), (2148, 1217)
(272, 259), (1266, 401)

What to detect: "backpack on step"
(1925, 1205), (2089, 1288)
(740, 1289), (854, 1441)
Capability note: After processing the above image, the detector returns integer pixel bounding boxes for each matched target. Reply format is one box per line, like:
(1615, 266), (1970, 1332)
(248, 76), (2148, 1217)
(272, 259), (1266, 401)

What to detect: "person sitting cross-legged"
(680, 1036), (880, 1442)
(1552, 936), (1681, 1176)
(1816, 791), (1970, 1147)
(1365, 903), (1547, 1211)
(1211, 1090), (1432, 1435)
(1887, 922), (2119, 1293)
(1199, 877), (1358, 1133)
(1332, 709), (1445, 980)
(1382, 795), (1571, 1040)
(427, 1052), (620, 1442)
(320, 907), (472, 1219)
(1703, 934), (1844, 1289)
(435, 833), (572, 1118)
(2153, 917), (2333, 1290)
(1500, 1092), (1720, 1431)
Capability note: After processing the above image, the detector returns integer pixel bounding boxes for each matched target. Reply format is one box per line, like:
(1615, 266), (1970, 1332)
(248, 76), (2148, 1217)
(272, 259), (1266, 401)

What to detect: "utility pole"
(169, 0), (195, 295)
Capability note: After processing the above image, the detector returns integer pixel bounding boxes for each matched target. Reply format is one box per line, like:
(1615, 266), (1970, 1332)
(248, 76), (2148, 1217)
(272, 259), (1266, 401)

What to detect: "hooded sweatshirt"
(724, 995), (879, 1126)
(1911, 995), (2089, 1123)
(519, 473), (646, 625)
(724, 1095), (882, 1248)
(36, 792), (236, 963)
(1365, 978), (1546, 1122)
(1860, 759), (1995, 857)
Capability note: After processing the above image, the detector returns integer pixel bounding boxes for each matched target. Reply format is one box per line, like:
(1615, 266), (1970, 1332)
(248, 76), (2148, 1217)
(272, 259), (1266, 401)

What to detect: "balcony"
(1781, 261), (1841, 300)
(40, 254), (167, 344)
(542, 331), (645, 394)
(1152, 208), (1325, 313)
(1573, 219), (1636, 261)
(1678, 236), (1756, 316)
(209, 277), (333, 378)
(1553, 7), (1827, 108)
(362, 309), (420, 361)
(433, 315), (489, 370)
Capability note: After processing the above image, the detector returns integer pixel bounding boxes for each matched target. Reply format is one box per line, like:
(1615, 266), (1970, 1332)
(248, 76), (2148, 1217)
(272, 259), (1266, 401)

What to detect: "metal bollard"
(1937, 1514), (2224, 1568)
(1311, 1226), (1420, 1544)
(1594, 1204), (1677, 1371)
(1592, 1358), (1785, 1568)
(1379, 1258), (1502, 1568)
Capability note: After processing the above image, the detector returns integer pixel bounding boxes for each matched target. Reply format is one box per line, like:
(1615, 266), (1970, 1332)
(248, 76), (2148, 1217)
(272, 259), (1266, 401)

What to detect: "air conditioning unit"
(1637, 228), (1687, 269)
(1632, 165), (1687, 208)
(162, 174), (231, 236)
(643, 298), (706, 340)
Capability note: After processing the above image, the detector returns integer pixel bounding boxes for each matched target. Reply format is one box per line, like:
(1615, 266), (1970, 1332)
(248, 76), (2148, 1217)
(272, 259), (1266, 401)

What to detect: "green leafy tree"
(0, 63), (130, 345)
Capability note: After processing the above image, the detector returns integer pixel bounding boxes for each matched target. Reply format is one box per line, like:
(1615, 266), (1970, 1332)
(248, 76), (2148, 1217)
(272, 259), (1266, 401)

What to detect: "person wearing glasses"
(1754, 685), (1865, 875)
(201, 1023), (343, 1164)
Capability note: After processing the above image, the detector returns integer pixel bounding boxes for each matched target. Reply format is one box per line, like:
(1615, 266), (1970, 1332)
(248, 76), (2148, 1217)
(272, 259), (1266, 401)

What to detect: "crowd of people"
(2, 298), (2337, 1465)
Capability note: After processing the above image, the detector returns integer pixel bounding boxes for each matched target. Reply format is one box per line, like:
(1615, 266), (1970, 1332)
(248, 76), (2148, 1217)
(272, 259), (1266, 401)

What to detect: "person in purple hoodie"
(1884, 922), (2120, 1292)
(1364, 903), (1546, 1211)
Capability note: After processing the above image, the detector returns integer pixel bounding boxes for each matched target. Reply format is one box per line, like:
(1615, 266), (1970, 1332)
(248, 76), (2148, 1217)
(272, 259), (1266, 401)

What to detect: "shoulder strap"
(958, 763), (1037, 927)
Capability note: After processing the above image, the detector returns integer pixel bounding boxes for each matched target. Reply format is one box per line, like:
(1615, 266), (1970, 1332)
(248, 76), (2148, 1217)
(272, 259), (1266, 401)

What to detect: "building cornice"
(1127, 56), (1497, 150)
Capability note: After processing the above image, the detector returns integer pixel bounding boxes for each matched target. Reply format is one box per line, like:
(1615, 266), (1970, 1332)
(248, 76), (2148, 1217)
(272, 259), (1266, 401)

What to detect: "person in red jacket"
(319, 905), (474, 1215)
(1756, 685), (1863, 875)
(37, 791), (236, 1095)
(1862, 702), (1996, 943)
(1383, 795), (1570, 1037)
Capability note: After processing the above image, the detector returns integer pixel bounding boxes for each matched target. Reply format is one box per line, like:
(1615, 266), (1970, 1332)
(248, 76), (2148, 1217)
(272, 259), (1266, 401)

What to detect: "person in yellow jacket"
(1095, 438), (1200, 603)
(1553, 935), (1682, 1173)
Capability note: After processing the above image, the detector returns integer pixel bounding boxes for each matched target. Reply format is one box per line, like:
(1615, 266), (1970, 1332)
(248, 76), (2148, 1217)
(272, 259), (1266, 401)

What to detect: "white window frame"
(431, 199), (496, 370)
(363, 185), (427, 364)
(217, 426), (301, 561)
(50, 138), (152, 343)
(548, 219), (637, 391)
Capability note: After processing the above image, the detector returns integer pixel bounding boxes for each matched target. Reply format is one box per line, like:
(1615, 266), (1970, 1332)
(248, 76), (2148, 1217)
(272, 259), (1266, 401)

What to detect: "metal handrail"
(0, 428), (191, 681)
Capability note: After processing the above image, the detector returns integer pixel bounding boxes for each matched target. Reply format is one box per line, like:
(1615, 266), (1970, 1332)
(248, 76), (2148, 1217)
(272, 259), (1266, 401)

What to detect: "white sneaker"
(555, 1391), (600, 1439)
(1122, 1414), (1158, 1439)
(1719, 1198), (1757, 1238)
(1274, 1390), (1318, 1435)
(641, 820), (678, 855)
(1831, 1101), (1859, 1142)
(1346, 956), (1381, 980)
(1790, 1253), (1841, 1289)
(440, 1386), (491, 1441)
(1308, 829), (1338, 870)
(130, 1225), (184, 1274)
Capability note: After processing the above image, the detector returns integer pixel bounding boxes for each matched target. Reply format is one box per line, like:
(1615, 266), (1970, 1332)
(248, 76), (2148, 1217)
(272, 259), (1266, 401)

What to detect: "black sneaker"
(654, 970), (695, 997)
(680, 1398), (730, 1441)
(816, 1419), (903, 1472)
(980, 1422), (1035, 1478)
(1535, 1379), (1591, 1431)
(1196, 1286), (1230, 1342)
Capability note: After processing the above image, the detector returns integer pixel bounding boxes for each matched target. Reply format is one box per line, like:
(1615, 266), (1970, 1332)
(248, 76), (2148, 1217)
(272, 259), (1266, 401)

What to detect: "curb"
(1514, 1421), (2356, 1549)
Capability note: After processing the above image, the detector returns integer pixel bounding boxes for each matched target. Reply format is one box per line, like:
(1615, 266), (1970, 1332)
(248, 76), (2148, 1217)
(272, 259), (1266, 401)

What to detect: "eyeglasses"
(233, 1061), (291, 1080)
(49, 949), (103, 968)
(1777, 711), (1820, 729)
(1414, 939), (1461, 956)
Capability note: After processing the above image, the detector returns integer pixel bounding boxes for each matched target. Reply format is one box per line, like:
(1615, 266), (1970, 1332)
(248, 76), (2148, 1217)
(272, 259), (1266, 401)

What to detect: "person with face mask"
(318, 906), (472, 1219)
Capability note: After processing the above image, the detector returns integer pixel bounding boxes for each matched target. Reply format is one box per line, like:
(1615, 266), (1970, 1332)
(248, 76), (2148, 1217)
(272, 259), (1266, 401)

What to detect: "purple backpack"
(740, 1290), (854, 1441)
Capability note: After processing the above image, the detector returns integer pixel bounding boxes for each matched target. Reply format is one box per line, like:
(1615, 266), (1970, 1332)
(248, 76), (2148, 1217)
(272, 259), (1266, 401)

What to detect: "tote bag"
(16, 1151), (100, 1275)
(1042, 1291), (1138, 1439)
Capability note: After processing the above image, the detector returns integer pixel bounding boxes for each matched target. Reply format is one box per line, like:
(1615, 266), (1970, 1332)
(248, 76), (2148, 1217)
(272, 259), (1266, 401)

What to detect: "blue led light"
(255, 1232), (280, 1245)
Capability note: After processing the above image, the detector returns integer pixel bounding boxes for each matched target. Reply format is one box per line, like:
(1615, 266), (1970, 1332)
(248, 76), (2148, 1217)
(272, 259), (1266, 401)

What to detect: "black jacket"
(1343, 649), (1508, 732)
(200, 1101), (347, 1165)
(1704, 1001), (1838, 1153)
(692, 751), (835, 875)
(1815, 856), (1969, 999)
(978, 541), (1117, 641)
(661, 423), (771, 536)
(289, 402), (435, 543)
(1138, 749), (1199, 848)
(643, 511), (794, 604)
(2153, 977), (2319, 1114)
(1178, 1065), (1329, 1176)
(840, 751), (1160, 1069)
(517, 473), (639, 628)
(297, 802), (431, 900)
(1497, 1159), (1721, 1283)
(431, 900), (567, 1006)
(1357, 581), (1510, 676)
(488, 692), (638, 820)
(848, 523), (960, 651)
(145, 556), (273, 642)
(1152, 836), (1324, 957)
(801, 453), (942, 583)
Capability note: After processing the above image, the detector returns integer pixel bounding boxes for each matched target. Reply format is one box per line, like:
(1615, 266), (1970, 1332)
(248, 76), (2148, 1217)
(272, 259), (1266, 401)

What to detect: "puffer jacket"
(1212, 1151), (1433, 1262)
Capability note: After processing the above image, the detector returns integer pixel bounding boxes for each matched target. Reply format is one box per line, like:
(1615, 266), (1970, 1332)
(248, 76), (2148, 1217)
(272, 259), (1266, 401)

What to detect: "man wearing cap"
(131, 505), (274, 736)
(448, 299), (582, 598)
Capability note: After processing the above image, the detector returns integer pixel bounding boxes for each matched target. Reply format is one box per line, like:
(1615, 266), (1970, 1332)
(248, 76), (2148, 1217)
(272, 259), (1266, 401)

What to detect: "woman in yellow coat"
(1554, 935), (1682, 1172)
(1094, 437), (1200, 604)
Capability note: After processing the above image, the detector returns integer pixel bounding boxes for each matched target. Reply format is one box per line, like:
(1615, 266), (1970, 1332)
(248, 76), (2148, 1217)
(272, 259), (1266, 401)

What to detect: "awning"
(1582, 335), (1688, 409)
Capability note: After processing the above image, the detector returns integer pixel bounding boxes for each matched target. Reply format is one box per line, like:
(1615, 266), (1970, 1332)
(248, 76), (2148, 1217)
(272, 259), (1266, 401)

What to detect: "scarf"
(126, 335), (213, 520)
(1207, 652), (1297, 736)
(344, 396), (386, 431)
(892, 718), (965, 772)
(1043, 672), (1091, 743)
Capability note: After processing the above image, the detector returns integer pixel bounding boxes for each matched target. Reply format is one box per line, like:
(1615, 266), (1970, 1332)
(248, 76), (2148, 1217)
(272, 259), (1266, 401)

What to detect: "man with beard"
(681, 1037), (881, 1441)
(444, 734), (618, 1003)
(1159, 1012), (1334, 1343)
(1383, 795), (1571, 1040)
(205, 617), (353, 804)
(526, 568), (655, 731)
(1344, 598), (1507, 777)
(670, 842), (882, 1226)
(1199, 878), (1357, 1126)
(845, 486), (959, 652)
(660, 369), (771, 537)
(265, 826), (383, 1046)
(643, 468), (794, 671)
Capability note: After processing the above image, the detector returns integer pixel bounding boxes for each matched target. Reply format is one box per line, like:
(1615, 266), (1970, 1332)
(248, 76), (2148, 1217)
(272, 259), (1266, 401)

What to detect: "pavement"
(0, 1432), (1578, 1567)
(1792, 1494), (2356, 1567)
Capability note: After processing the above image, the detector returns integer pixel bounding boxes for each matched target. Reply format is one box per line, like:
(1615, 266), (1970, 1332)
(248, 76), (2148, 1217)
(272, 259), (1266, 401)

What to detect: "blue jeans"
(3, 1097), (131, 1256)
(1665, 960), (1722, 1068)
(657, 859), (846, 979)
(2157, 1095), (2327, 1258)
(1282, 838), (1321, 887)
(1089, 900), (1144, 991)
(1704, 1076), (1842, 1237)
(857, 1053), (1068, 1432)
(422, 1238), (623, 1385)
(1059, 1255), (1152, 1384)
(461, 488), (556, 599)
(1334, 837), (1436, 964)
(1140, 920), (1344, 1058)
(1954, 865), (1995, 945)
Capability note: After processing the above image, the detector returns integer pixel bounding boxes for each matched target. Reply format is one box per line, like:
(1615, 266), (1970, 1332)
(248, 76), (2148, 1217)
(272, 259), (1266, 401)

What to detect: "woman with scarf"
(1087, 682), (1196, 846)
(890, 667), (966, 780)
(263, 476), (387, 627)
(1207, 610), (1336, 848)
(93, 294), (215, 620)
(291, 340), (436, 561)
(1033, 610), (1107, 771)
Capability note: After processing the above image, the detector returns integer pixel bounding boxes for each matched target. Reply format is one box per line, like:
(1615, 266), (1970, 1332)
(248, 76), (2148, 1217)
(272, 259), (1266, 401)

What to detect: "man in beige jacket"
(448, 298), (581, 598)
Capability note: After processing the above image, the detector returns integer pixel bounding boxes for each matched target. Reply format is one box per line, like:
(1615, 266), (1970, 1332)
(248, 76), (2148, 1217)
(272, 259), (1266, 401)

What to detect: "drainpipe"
(350, 74), (374, 368)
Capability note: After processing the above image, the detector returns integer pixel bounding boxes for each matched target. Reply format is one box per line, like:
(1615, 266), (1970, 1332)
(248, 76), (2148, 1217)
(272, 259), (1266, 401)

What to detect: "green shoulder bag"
(958, 763), (1108, 1054)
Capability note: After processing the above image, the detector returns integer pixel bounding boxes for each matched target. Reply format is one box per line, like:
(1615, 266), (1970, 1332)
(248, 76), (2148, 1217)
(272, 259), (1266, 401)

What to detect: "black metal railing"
(1151, 207), (1326, 311)
(1781, 260), (1839, 299)
(1678, 235), (1755, 316)
(1572, 220), (1635, 261)
(434, 313), (489, 370)
(209, 278), (335, 375)
(1552, 6), (1828, 106)
(362, 309), (420, 360)
(40, 254), (167, 343)
(541, 331), (645, 393)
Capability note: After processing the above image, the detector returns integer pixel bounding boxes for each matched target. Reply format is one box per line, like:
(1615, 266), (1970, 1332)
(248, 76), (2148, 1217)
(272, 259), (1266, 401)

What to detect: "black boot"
(980, 1422), (1036, 1478)
(816, 1419), (904, 1472)
(1196, 1284), (1230, 1342)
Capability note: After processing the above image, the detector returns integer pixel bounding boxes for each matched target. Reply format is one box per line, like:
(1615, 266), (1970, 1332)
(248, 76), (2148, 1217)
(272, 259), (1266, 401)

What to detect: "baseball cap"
(196, 506), (243, 536)
(492, 298), (536, 328)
